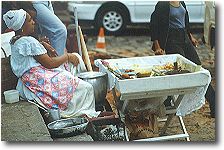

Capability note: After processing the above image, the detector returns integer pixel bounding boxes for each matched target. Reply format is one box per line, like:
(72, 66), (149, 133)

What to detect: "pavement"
(1, 100), (93, 142)
(1, 101), (52, 141)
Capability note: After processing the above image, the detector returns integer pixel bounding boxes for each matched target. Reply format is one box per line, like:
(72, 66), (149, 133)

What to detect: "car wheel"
(95, 6), (127, 35)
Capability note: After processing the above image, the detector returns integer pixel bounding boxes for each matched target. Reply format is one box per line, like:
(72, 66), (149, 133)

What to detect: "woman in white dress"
(3, 9), (102, 119)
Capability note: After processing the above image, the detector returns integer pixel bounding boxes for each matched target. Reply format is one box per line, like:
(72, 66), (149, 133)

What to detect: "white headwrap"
(3, 9), (27, 31)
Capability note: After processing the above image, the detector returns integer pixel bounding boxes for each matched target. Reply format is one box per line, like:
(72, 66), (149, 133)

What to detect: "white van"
(68, 1), (205, 34)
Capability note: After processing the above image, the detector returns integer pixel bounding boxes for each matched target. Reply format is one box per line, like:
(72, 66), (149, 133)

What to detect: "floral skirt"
(21, 65), (79, 110)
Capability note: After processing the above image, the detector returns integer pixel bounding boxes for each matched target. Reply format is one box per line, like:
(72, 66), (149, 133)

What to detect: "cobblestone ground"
(86, 33), (216, 141)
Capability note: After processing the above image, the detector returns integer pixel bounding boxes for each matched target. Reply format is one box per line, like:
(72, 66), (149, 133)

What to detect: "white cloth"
(69, 53), (87, 74)
(60, 79), (101, 118)
(60, 53), (101, 118)
(3, 9), (26, 31)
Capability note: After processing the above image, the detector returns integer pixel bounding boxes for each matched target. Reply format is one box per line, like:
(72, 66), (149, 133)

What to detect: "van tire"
(95, 6), (128, 35)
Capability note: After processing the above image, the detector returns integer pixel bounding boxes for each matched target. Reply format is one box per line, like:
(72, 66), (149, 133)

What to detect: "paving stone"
(53, 133), (93, 141)
(1, 101), (52, 141)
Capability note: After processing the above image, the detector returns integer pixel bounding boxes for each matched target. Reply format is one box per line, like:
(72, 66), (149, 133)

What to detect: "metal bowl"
(47, 117), (89, 138)
(77, 71), (108, 107)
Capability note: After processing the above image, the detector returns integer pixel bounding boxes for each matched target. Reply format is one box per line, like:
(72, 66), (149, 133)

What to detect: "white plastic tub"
(4, 89), (19, 103)
(96, 54), (211, 116)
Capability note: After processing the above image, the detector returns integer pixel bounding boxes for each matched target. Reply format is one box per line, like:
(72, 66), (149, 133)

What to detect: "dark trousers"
(165, 28), (215, 116)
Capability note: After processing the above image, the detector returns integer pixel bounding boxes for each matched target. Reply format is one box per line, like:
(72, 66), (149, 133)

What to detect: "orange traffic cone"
(95, 27), (106, 52)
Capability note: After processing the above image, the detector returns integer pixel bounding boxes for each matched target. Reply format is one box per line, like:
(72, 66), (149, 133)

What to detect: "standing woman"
(150, 1), (215, 118)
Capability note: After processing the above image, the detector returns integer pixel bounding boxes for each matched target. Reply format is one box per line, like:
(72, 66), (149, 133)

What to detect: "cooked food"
(106, 61), (192, 79)
(165, 69), (191, 75)
(136, 72), (151, 78)
(125, 69), (135, 73)
(121, 73), (131, 79)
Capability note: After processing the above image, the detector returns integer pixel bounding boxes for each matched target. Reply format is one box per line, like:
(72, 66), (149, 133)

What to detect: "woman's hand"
(40, 41), (58, 57)
(67, 53), (79, 66)
(191, 36), (199, 47)
(189, 33), (199, 47)
(154, 48), (165, 55)
(39, 36), (51, 45)
(153, 40), (165, 55)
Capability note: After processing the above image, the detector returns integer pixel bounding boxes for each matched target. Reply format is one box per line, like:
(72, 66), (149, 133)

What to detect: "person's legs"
(33, 3), (67, 56)
(60, 79), (101, 118)
(184, 39), (202, 65)
(165, 42), (185, 56)
(184, 39), (216, 118)
(165, 29), (186, 56)
(205, 84), (216, 117)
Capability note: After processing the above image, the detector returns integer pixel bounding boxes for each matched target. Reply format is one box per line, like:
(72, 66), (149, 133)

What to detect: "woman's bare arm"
(35, 40), (80, 69)
(34, 53), (79, 69)
(153, 40), (165, 55)
(40, 41), (58, 57)
(34, 53), (68, 69)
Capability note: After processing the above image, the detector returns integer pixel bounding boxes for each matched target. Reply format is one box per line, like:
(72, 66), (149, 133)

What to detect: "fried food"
(125, 69), (135, 73)
(121, 73), (131, 79)
(136, 71), (151, 78)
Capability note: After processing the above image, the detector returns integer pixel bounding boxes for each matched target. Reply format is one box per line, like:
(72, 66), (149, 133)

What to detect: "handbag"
(1, 47), (18, 102)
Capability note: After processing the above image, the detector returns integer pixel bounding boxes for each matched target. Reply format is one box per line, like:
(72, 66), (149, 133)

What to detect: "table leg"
(178, 116), (190, 141)
(174, 94), (184, 108)
(112, 88), (121, 118)
(159, 94), (189, 140)
(124, 126), (130, 141)
(160, 113), (175, 136)
(121, 100), (129, 113)
(112, 88), (128, 141)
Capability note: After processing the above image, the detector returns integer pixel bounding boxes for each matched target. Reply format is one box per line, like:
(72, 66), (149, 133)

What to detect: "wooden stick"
(92, 49), (130, 58)
(78, 26), (93, 71)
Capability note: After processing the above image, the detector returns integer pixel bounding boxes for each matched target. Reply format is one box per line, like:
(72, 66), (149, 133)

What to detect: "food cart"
(95, 54), (211, 141)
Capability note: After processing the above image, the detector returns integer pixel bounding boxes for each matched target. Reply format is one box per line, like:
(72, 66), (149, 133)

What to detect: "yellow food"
(136, 72), (151, 78)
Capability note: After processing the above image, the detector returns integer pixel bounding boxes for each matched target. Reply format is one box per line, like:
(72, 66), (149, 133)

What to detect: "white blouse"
(10, 36), (47, 77)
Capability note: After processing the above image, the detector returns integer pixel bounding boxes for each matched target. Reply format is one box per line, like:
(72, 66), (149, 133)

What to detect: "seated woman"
(3, 9), (102, 119)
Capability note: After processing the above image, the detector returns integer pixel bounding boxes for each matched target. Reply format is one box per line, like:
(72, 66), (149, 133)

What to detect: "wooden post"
(78, 26), (93, 71)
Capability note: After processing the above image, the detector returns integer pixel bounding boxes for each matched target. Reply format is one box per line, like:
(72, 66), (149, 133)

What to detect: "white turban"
(3, 9), (26, 31)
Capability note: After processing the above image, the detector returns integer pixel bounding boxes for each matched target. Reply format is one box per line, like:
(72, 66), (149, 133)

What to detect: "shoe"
(210, 111), (215, 118)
